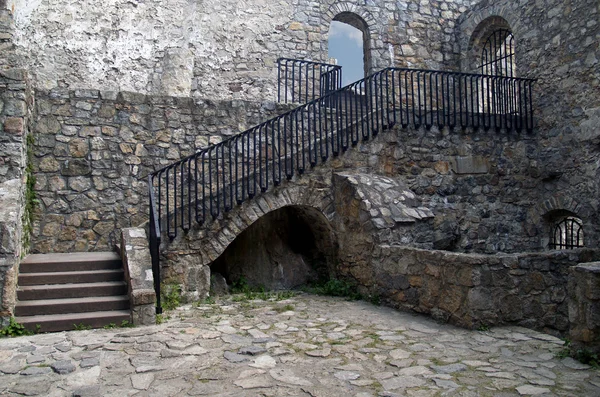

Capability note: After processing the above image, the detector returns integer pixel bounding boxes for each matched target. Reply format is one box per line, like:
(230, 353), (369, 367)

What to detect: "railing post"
(148, 175), (162, 315)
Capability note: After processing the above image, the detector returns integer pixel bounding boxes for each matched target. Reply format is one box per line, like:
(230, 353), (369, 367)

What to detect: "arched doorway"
(328, 12), (371, 85)
(210, 205), (338, 290)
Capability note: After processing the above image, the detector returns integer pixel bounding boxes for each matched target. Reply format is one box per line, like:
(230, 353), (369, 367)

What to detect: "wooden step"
(17, 281), (128, 300)
(20, 252), (122, 273)
(18, 269), (125, 286)
(15, 310), (132, 333)
(16, 251), (132, 332)
(14, 295), (130, 316)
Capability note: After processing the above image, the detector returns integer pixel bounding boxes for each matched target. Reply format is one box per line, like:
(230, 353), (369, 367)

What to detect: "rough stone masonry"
(0, 0), (598, 354)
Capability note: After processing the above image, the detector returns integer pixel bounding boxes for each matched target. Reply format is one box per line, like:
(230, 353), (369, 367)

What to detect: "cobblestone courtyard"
(1, 293), (599, 396)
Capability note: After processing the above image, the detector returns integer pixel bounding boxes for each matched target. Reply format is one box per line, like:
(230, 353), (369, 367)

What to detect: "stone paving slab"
(0, 293), (599, 396)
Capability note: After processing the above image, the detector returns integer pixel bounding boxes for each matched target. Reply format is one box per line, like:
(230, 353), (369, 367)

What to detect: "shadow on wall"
(209, 205), (338, 291)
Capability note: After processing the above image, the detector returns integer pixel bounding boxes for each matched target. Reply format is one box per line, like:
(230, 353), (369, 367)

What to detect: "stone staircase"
(14, 252), (131, 332)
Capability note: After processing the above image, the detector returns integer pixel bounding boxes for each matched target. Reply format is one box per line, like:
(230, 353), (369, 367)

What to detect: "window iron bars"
(550, 217), (584, 250)
(480, 29), (515, 78)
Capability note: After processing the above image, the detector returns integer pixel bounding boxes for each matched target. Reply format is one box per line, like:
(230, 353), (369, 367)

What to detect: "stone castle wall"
(6, 0), (475, 100)
(31, 89), (292, 253)
(0, 0), (598, 346)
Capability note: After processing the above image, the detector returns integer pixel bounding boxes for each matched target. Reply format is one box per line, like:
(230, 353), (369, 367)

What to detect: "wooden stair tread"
(21, 252), (120, 264)
(19, 269), (124, 277)
(18, 281), (126, 291)
(15, 310), (132, 332)
(16, 295), (129, 307)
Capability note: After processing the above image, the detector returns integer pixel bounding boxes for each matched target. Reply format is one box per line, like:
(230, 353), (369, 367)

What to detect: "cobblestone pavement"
(1, 293), (599, 397)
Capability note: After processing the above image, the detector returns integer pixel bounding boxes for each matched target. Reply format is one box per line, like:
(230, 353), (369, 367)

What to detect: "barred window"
(550, 217), (584, 250)
(480, 29), (515, 77)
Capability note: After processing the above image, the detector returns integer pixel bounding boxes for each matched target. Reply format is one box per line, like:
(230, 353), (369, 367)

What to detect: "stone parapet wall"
(353, 246), (600, 335)
(569, 262), (600, 355)
(31, 89), (292, 253)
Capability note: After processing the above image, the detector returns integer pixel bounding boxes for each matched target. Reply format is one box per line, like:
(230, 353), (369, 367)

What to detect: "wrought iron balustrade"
(147, 66), (536, 312)
(277, 58), (342, 103)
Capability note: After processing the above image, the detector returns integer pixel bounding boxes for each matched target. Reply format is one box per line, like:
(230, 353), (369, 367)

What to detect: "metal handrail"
(148, 175), (162, 314)
(277, 58), (342, 103)
(147, 66), (536, 311)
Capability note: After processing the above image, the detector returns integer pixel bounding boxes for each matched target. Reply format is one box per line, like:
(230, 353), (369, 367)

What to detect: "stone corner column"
(568, 262), (600, 355)
(0, 64), (32, 324)
(120, 227), (156, 326)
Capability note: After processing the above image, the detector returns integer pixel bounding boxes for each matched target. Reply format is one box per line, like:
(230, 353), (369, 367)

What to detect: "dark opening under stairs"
(15, 252), (131, 333)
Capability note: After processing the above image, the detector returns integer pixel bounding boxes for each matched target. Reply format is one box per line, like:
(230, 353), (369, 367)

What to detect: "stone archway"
(210, 205), (338, 290)
(457, 8), (522, 74)
(323, 2), (381, 74)
(159, 174), (337, 300)
(466, 16), (514, 75)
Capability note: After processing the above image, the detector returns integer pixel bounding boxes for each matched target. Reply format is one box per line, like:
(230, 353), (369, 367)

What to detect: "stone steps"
(14, 252), (131, 332)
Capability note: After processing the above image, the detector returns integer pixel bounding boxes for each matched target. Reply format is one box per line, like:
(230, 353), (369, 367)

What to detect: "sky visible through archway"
(328, 21), (364, 86)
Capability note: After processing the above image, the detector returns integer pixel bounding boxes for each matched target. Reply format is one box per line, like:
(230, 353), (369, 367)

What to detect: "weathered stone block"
(60, 159), (91, 176)
(68, 139), (89, 158)
(3, 117), (23, 134)
(450, 156), (489, 174)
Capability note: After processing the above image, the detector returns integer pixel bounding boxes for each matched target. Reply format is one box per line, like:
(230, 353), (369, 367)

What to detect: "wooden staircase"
(15, 252), (131, 332)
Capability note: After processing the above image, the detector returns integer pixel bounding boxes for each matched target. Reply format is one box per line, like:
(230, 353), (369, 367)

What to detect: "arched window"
(469, 19), (518, 116)
(480, 29), (515, 77)
(468, 17), (515, 75)
(550, 216), (584, 250)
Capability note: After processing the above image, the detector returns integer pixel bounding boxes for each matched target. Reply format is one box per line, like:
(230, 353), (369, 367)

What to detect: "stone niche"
(209, 205), (337, 291)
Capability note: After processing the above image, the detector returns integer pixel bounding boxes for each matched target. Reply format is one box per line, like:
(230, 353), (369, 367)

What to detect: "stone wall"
(456, 0), (600, 247)
(349, 246), (600, 334)
(31, 89), (292, 253)
(569, 262), (600, 354)
(6, 0), (475, 100)
(335, 121), (597, 254)
(0, 9), (33, 323)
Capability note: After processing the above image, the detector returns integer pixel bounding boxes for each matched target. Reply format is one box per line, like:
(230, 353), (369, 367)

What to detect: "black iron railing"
(277, 58), (342, 103)
(148, 176), (162, 314)
(147, 67), (536, 311)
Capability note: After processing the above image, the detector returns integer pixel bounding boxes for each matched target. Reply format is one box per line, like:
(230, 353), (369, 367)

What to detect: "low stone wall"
(31, 90), (292, 253)
(569, 262), (600, 355)
(353, 246), (600, 335)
